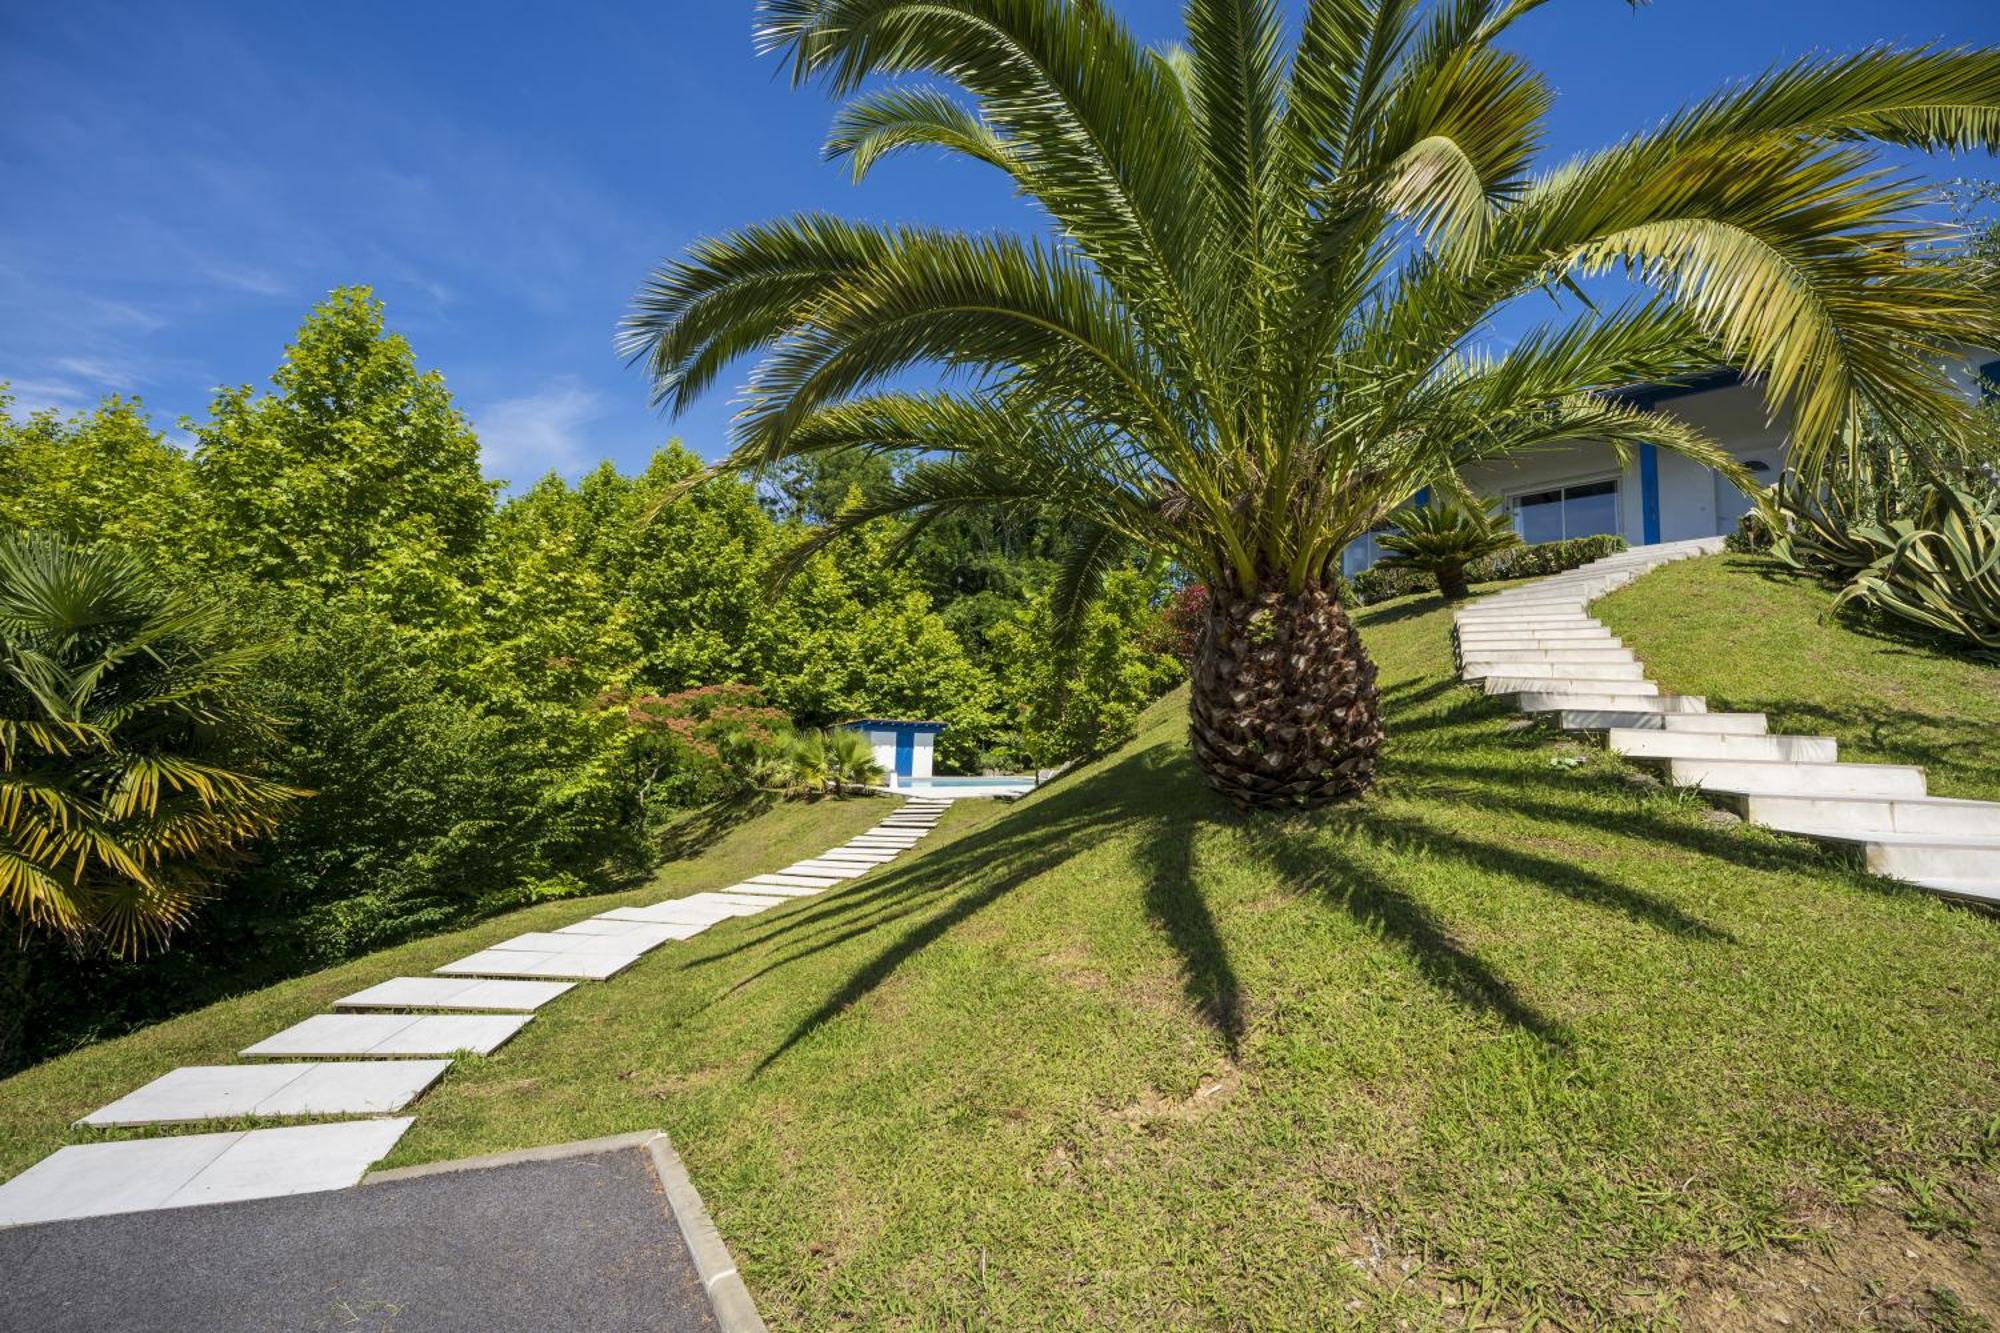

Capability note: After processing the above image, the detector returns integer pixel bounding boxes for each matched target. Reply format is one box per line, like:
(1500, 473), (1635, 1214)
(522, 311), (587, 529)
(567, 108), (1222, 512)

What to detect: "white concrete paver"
(720, 881), (819, 898)
(489, 930), (673, 956)
(436, 950), (641, 980)
(80, 1061), (450, 1127)
(335, 977), (573, 1012)
(244, 1014), (531, 1059)
(0, 1119), (415, 1227)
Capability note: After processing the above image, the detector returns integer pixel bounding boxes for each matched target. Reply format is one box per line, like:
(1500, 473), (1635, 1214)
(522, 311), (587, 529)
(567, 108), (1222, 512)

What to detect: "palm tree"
(0, 533), (298, 1061)
(1376, 497), (1521, 600)
(824, 726), (887, 792)
(624, 0), (2000, 809)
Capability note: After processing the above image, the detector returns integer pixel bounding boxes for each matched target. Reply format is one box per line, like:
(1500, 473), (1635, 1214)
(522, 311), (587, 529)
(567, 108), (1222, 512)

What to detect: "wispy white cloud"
(2, 376), (95, 417)
(198, 260), (293, 299)
(474, 375), (604, 486)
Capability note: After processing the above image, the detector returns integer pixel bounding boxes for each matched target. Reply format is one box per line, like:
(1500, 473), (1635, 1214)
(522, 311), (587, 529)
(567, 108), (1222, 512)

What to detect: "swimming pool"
(884, 775), (1037, 797)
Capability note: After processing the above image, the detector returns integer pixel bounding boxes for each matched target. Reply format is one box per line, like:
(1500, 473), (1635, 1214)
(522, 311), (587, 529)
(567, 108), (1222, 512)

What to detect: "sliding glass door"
(1511, 479), (1619, 544)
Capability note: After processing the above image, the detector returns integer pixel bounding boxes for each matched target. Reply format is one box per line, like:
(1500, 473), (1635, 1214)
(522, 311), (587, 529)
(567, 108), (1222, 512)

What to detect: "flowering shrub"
(1145, 583), (1209, 666)
(615, 683), (790, 806)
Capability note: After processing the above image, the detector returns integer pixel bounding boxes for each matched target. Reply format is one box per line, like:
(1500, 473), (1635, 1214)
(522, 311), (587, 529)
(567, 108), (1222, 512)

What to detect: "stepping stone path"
(0, 797), (957, 1227)
(1460, 539), (1999, 906)
(81, 1062), (450, 1128)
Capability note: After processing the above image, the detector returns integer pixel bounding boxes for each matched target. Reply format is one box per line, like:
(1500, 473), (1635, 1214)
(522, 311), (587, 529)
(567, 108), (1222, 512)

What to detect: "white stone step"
(749, 873), (842, 889)
(720, 880), (821, 898)
(1665, 758), (1928, 798)
(243, 1013), (531, 1059)
(78, 1061), (451, 1128)
(1908, 877), (2000, 905)
(1456, 610), (1599, 624)
(436, 949), (641, 980)
(1795, 830), (2000, 881)
(1714, 792), (2000, 839)
(1507, 690), (1704, 713)
(780, 862), (867, 878)
(1463, 660), (1647, 681)
(1461, 647), (1636, 664)
(490, 930), (673, 956)
(1556, 710), (1765, 734)
(1485, 675), (1659, 696)
(0, 1119), (415, 1227)
(1456, 630), (1622, 646)
(336, 978), (574, 1012)
(1609, 730), (1837, 763)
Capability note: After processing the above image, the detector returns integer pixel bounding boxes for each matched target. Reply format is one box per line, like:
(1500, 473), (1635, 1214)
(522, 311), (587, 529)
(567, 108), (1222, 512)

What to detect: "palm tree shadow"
(1125, 751), (1244, 1059)
(1235, 813), (1572, 1044)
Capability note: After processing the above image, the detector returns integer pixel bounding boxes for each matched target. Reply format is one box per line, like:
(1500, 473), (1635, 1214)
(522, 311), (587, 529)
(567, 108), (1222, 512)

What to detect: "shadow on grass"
(652, 792), (779, 863)
(693, 698), (1765, 1074)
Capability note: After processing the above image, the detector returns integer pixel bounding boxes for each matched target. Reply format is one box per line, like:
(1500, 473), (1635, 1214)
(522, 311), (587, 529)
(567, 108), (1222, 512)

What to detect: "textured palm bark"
(1437, 563), (1472, 600)
(1188, 576), (1384, 809)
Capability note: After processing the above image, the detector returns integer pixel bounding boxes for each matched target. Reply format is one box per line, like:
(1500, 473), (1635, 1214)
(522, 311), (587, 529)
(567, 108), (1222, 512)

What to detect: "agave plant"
(1375, 498), (1522, 600)
(824, 726), (887, 792)
(0, 532), (298, 958)
(1837, 485), (2000, 652)
(624, 0), (2000, 808)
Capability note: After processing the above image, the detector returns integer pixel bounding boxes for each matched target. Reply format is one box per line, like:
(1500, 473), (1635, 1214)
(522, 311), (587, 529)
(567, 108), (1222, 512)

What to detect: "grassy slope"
(0, 795), (897, 1182)
(1598, 553), (2000, 804)
(4, 567), (1998, 1329)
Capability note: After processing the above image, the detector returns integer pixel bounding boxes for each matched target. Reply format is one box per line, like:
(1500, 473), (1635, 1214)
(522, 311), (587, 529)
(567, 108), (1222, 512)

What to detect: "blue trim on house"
(893, 730), (915, 778)
(1980, 359), (2000, 404)
(846, 719), (946, 734)
(1413, 487), (1430, 507)
(1607, 368), (1744, 411)
(1639, 444), (1662, 545)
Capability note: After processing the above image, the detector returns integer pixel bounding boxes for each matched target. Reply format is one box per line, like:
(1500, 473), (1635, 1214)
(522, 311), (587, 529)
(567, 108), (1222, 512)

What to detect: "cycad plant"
(0, 532), (297, 962)
(624, 0), (2000, 809)
(1376, 497), (1522, 599)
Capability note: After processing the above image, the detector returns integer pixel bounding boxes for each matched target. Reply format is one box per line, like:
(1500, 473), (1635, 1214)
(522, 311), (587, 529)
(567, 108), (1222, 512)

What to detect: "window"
(1341, 527), (1391, 577)
(1511, 479), (1618, 543)
(1981, 359), (2000, 404)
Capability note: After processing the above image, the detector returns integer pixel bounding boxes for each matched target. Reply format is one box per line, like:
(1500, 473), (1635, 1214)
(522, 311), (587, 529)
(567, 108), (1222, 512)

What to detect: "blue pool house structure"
(1341, 352), (2000, 576)
(847, 719), (944, 785)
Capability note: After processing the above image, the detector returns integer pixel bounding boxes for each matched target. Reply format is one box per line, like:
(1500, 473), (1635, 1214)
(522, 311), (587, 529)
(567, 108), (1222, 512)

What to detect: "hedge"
(1349, 533), (1629, 604)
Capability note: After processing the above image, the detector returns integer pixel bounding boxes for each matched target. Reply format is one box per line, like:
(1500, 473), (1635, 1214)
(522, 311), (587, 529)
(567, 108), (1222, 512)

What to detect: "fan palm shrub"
(0, 533), (297, 1059)
(825, 726), (888, 792)
(1376, 498), (1522, 599)
(624, 0), (2000, 809)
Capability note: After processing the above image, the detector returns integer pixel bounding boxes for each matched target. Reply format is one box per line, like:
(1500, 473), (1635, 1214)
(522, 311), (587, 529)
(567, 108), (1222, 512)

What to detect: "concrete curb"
(645, 1130), (769, 1333)
(365, 1129), (768, 1332)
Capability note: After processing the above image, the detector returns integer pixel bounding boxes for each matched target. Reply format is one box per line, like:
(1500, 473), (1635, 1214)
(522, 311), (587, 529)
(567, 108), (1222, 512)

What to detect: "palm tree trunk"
(1188, 575), (1384, 809)
(1437, 563), (1471, 600)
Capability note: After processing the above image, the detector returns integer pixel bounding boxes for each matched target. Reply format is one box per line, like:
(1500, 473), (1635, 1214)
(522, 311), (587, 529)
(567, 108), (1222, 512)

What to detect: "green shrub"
(1375, 499), (1522, 600)
(1350, 533), (1627, 604)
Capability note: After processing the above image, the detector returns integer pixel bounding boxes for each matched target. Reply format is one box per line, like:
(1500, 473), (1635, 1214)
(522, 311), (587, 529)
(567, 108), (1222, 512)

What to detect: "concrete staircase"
(1455, 538), (2000, 907)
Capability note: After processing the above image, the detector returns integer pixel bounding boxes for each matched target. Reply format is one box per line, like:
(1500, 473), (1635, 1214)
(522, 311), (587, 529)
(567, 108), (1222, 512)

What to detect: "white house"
(1342, 352), (2000, 577)
(847, 718), (943, 785)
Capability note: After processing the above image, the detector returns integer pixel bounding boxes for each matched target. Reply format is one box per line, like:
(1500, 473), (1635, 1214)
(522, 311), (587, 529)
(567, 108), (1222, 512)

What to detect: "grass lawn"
(1597, 553), (2000, 804)
(3, 560), (1997, 1330)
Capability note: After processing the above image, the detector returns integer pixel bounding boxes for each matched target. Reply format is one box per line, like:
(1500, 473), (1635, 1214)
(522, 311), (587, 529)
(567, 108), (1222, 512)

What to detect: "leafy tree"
(0, 532), (296, 1066)
(193, 287), (496, 599)
(625, 0), (2000, 808)
(1376, 497), (1522, 600)
(0, 392), (203, 556)
(988, 568), (1183, 767)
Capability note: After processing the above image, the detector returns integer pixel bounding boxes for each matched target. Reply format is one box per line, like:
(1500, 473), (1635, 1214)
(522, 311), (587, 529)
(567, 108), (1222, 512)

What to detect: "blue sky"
(2, 0), (1994, 488)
